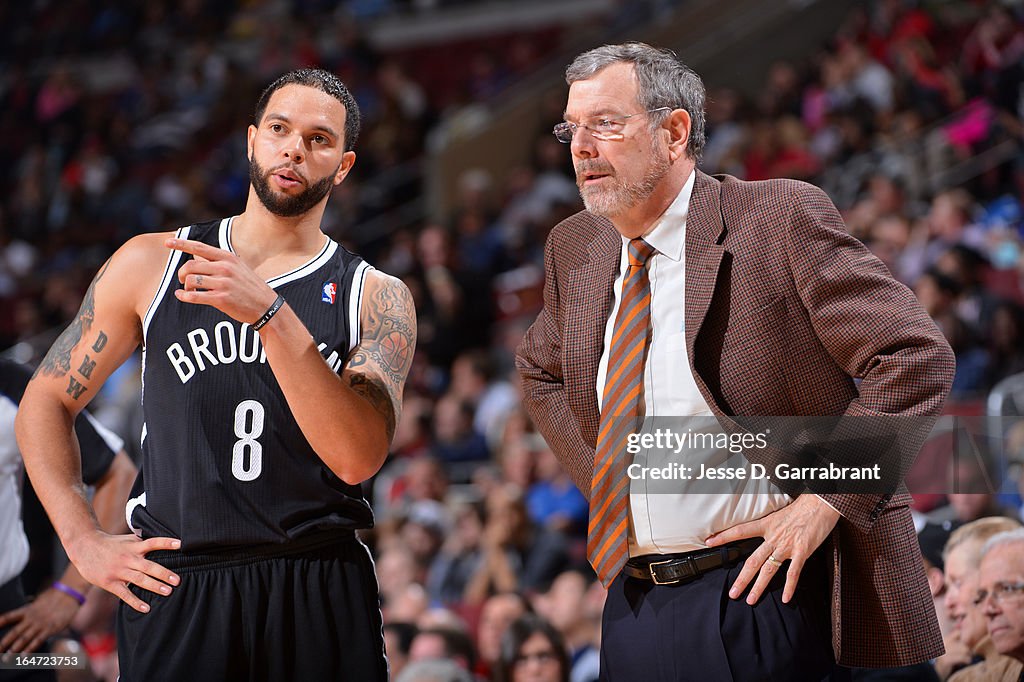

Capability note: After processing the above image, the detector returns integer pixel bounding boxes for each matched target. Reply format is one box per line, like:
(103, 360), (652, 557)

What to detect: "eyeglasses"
(973, 581), (1024, 607)
(514, 650), (557, 666)
(553, 107), (673, 143)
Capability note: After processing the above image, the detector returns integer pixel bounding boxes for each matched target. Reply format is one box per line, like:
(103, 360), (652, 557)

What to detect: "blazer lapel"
(685, 171), (726, 363)
(565, 220), (620, 446)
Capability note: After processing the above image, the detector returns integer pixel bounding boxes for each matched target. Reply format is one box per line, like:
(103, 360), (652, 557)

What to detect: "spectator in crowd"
(494, 614), (571, 682)
(919, 521), (959, 643)
(400, 456), (451, 506)
(526, 444), (588, 536)
(409, 625), (478, 673)
(401, 501), (451, 580)
(464, 486), (569, 605)
(448, 350), (518, 445)
(427, 501), (486, 606)
(978, 530), (1024, 663)
(476, 592), (532, 680)
(433, 393), (490, 466)
(940, 517), (1023, 681)
(987, 302), (1024, 389)
(384, 622), (419, 681)
(535, 570), (601, 682)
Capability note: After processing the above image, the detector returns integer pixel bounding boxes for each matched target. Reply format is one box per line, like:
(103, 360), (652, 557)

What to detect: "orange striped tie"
(589, 237), (656, 587)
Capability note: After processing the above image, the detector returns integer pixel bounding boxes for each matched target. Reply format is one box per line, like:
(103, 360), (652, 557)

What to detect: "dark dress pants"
(599, 546), (847, 682)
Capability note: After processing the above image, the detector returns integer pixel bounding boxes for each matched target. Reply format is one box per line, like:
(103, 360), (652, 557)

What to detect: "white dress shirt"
(595, 170), (791, 556)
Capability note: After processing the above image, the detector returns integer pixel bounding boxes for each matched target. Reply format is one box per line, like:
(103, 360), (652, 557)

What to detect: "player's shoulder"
(112, 230), (180, 270)
(362, 268), (414, 307)
(94, 230), (182, 315)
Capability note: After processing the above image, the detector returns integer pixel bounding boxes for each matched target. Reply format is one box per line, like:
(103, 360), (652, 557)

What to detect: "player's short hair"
(566, 42), (706, 162)
(254, 68), (361, 152)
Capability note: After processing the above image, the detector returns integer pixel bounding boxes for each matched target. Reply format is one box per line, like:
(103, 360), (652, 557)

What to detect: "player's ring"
(196, 275), (203, 288)
(767, 554), (783, 568)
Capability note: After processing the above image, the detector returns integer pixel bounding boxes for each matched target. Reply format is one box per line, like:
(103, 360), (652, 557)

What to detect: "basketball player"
(15, 69), (415, 681)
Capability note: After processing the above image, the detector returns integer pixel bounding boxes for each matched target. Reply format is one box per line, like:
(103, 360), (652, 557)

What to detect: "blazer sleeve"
(515, 232), (597, 498)
(782, 183), (955, 532)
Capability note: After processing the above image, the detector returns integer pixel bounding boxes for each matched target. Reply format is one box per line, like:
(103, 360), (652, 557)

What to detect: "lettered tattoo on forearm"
(346, 274), (417, 442)
(33, 260), (119, 400)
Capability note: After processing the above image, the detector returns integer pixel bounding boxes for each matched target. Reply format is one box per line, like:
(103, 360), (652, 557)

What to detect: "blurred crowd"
(3, 0), (1024, 680)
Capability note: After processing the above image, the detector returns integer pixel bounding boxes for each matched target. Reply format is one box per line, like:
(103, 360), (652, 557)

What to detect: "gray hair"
(943, 516), (1022, 564)
(566, 42), (706, 162)
(981, 528), (1024, 562)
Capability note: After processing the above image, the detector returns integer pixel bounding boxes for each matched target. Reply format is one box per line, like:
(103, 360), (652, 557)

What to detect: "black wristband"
(252, 294), (285, 331)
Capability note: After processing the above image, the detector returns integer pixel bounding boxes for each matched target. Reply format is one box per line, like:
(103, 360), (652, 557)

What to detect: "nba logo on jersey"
(322, 281), (337, 304)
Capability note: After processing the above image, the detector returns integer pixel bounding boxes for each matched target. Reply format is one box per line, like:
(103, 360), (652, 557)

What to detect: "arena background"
(2, 1), (1023, 679)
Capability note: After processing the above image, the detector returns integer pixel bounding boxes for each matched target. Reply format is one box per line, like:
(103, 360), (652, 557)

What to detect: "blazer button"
(869, 510), (879, 522)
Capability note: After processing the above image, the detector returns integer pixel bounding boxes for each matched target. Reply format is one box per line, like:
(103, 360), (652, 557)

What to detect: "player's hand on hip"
(0, 586), (82, 653)
(68, 530), (181, 614)
(705, 494), (840, 606)
(168, 237), (278, 324)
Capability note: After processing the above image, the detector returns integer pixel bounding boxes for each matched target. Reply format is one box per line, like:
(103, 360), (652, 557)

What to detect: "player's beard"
(576, 142), (671, 218)
(250, 158), (338, 218)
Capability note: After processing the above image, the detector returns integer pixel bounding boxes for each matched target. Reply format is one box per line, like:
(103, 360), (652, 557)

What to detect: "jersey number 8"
(232, 399), (264, 481)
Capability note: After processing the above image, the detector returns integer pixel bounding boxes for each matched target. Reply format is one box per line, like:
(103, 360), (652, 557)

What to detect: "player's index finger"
(166, 237), (225, 261)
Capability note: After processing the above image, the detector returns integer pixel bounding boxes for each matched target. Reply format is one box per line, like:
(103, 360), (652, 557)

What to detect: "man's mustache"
(575, 163), (616, 184)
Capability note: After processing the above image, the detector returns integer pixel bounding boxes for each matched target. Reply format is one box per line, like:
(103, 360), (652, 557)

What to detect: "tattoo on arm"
(33, 260), (128, 401)
(346, 373), (396, 442)
(346, 274), (417, 442)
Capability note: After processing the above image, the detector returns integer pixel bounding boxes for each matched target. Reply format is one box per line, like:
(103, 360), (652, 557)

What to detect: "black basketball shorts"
(116, 531), (388, 681)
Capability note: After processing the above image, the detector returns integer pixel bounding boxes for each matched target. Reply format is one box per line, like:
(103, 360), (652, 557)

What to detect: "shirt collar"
(623, 169), (695, 262)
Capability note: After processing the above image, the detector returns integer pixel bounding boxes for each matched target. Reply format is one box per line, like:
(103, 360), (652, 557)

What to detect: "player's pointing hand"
(168, 237), (280, 326)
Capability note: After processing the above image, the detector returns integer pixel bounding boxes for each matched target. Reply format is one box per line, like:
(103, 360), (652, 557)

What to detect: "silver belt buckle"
(648, 557), (696, 585)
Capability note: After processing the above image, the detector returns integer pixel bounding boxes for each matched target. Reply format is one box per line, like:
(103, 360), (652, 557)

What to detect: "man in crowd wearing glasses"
(979, 529), (1024, 665)
(516, 42), (954, 679)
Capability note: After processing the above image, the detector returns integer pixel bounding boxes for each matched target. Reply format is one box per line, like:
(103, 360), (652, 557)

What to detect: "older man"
(979, 529), (1024, 663)
(516, 41), (954, 680)
(942, 518), (1023, 681)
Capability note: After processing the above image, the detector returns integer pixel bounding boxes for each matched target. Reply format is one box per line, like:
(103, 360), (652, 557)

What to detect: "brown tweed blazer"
(515, 170), (955, 668)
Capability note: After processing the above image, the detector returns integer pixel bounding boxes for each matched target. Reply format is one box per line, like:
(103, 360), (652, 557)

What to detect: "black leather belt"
(623, 539), (762, 585)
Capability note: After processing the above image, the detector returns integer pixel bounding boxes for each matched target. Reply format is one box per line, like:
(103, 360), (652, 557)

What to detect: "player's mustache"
(267, 164), (308, 184)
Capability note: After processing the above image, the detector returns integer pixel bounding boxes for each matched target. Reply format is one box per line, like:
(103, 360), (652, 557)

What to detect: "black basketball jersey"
(127, 217), (375, 551)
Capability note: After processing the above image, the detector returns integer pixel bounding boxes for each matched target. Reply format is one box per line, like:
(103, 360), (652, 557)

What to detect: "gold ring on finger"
(768, 554), (783, 568)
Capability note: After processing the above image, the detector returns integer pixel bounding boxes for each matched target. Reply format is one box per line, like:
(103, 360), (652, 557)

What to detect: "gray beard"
(578, 152), (671, 218)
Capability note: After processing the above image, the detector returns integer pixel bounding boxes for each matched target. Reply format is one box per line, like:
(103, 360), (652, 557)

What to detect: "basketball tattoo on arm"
(33, 260), (132, 401)
(345, 273), (417, 441)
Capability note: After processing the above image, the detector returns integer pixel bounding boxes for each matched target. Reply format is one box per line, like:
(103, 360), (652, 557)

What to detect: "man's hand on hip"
(705, 495), (840, 606)
(68, 530), (182, 613)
